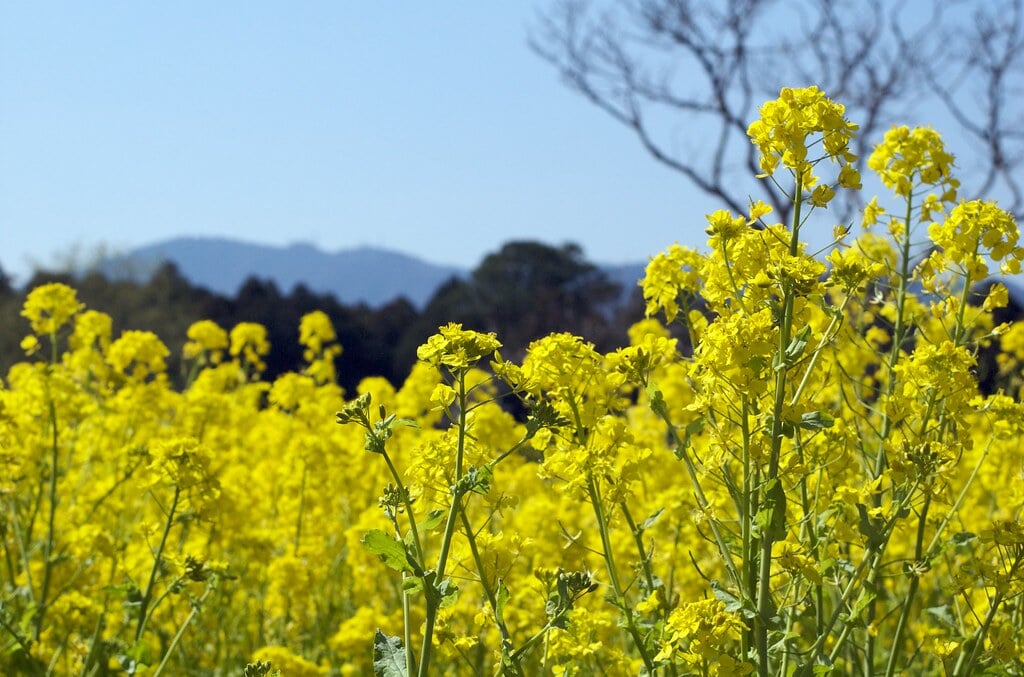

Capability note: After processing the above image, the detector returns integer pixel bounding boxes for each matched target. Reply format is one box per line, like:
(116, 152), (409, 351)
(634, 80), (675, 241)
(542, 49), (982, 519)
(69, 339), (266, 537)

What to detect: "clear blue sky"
(0, 3), (691, 283)
(0, 2), (1011, 286)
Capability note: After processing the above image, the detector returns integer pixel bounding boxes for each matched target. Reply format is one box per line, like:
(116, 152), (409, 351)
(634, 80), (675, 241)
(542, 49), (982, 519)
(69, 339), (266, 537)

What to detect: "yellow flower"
(747, 199), (773, 224)
(430, 383), (456, 408)
(838, 163), (862, 189)
(706, 209), (748, 241)
(230, 322), (271, 373)
(747, 85), (858, 186)
(862, 196), (886, 228)
(929, 200), (1022, 275)
(809, 183), (835, 207)
(416, 322), (501, 370)
(299, 310), (337, 352)
(107, 330), (170, 380)
(20, 335), (40, 356)
(656, 598), (748, 668)
(146, 436), (217, 493)
(298, 311), (342, 383)
(635, 590), (662, 615)
(868, 125), (958, 200)
(641, 243), (703, 323)
(184, 319), (229, 363)
(21, 282), (84, 335)
(251, 646), (326, 677)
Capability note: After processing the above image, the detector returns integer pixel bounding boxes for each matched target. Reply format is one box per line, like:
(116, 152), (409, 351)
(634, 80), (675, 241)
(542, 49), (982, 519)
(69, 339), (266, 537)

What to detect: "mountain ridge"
(101, 237), (648, 309)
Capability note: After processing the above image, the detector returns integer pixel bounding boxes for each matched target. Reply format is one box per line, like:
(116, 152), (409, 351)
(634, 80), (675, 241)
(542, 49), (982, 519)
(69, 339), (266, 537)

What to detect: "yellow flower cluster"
(4, 88), (1024, 676)
(868, 125), (958, 202)
(21, 282), (84, 335)
(747, 85), (858, 191)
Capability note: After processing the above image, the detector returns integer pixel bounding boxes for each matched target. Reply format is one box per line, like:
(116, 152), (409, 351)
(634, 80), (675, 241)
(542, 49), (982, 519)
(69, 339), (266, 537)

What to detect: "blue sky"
(1, 3), (691, 283)
(0, 3), (1014, 286)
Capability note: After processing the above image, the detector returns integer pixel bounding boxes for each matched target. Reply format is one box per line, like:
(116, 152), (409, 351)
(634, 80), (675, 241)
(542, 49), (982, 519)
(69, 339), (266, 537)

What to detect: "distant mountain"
(101, 237), (469, 308)
(603, 262), (647, 301)
(100, 237), (650, 309)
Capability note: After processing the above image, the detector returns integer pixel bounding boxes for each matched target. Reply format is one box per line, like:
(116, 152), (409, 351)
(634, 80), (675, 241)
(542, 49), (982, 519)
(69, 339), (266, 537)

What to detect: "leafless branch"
(531, 0), (1024, 226)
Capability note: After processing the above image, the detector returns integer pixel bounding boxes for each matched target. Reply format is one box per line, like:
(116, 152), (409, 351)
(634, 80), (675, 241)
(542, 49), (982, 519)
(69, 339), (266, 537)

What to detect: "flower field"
(4, 87), (1024, 675)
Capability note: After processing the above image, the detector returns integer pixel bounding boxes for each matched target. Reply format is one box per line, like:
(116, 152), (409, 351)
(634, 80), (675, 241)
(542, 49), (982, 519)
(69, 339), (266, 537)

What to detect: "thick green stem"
(379, 448), (422, 673)
(754, 174), (803, 675)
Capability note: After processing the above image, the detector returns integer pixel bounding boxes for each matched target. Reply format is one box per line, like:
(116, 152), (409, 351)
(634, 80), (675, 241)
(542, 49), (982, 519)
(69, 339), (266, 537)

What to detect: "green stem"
(654, 406), (744, 591)
(952, 552), (1024, 676)
(141, 574), (187, 638)
(34, 387), (61, 641)
(739, 396), (756, 660)
(806, 481), (921, 662)
(872, 193), (915, 478)
(419, 370), (470, 677)
(136, 486), (180, 642)
(152, 585), (213, 676)
(754, 173), (803, 675)
(883, 492), (932, 677)
(293, 460), (307, 555)
(585, 475), (657, 674)
(382, 449), (423, 562)
(458, 509), (523, 675)
(862, 192), (915, 672)
(620, 502), (657, 596)
(7, 497), (37, 607)
(380, 447), (423, 673)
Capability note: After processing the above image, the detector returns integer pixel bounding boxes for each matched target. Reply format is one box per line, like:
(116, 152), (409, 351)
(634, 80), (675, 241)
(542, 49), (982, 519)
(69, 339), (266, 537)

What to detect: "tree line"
(0, 241), (647, 394)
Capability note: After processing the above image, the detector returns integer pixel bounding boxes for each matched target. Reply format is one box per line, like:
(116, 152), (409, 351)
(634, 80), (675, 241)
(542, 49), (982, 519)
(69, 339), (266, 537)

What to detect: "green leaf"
(646, 383), (668, 419)
(855, 504), (885, 550)
(755, 479), (788, 541)
(362, 530), (413, 573)
(925, 605), (958, 631)
(674, 417), (705, 460)
(850, 589), (876, 620)
(495, 579), (510, 627)
(416, 509), (445, 533)
(639, 508), (664, 531)
(401, 575), (424, 595)
(710, 580), (743, 614)
(437, 578), (460, 610)
(812, 650), (835, 675)
(951, 531), (977, 547)
(783, 325), (812, 365)
(119, 639), (153, 672)
(818, 558), (837, 577)
(373, 629), (408, 677)
(799, 411), (834, 430)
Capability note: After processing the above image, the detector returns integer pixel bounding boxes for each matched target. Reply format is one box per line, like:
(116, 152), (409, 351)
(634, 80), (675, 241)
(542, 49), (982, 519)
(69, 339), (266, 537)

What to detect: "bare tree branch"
(531, 0), (1024, 227)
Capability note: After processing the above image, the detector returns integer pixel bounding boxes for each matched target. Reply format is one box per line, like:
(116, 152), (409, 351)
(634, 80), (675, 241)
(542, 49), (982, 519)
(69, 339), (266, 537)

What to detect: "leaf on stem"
(362, 530), (415, 573)
(496, 579), (510, 627)
(639, 508), (664, 531)
(373, 629), (408, 677)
